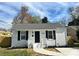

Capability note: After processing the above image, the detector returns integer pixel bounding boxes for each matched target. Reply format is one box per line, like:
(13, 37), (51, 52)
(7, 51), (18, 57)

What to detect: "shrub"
(0, 36), (11, 47)
(0, 31), (11, 47)
(76, 29), (79, 40)
(67, 36), (74, 46)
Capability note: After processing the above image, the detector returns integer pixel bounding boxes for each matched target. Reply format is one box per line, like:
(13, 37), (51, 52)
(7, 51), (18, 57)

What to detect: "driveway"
(56, 47), (79, 56)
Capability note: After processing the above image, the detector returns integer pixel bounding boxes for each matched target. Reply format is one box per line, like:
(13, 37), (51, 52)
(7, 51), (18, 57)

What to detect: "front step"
(33, 43), (42, 48)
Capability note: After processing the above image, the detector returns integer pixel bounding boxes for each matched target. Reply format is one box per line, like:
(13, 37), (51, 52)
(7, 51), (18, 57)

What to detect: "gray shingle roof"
(12, 23), (65, 30)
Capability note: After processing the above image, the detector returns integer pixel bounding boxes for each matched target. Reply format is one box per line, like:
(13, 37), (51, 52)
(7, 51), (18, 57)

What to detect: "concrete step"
(33, 43), (42, 48)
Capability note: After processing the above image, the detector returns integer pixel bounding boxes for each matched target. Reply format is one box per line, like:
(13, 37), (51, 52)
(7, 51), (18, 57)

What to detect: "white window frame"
(48, 31), (53, 39)
(46, 30), (56, 40)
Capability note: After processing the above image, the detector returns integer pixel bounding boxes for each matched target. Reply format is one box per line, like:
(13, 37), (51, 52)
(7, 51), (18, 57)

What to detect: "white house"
(11, 6), (67, 48)
(11, 23), (67, 48)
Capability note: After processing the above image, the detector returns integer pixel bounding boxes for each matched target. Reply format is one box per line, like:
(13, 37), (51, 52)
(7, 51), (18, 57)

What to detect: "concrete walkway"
(33, 43), (79, 56)
(56, 48), (79, 56)
(33, 43), (63, 56)
(33, 48), (63, 56)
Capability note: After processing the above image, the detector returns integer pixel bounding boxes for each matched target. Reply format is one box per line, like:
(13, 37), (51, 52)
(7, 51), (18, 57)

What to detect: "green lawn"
(0, 48), (45, 56)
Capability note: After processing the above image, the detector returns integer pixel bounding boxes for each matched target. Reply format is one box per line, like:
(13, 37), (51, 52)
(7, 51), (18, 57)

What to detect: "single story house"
(11, 23), (67, 48)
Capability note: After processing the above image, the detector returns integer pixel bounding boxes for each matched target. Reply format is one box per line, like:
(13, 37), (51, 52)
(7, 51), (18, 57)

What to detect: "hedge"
(0, 31), (11, 47)
(67, 36), (74, 47)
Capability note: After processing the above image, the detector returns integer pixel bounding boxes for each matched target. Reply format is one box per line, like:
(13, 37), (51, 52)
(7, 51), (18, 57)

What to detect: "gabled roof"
(12, 23), (65, 30)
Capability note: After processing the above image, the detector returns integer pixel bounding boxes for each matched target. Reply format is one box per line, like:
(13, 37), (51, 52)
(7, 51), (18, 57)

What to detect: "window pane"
(48, 31), (52, 39)
(46, 31), (53, 39)
(21, 31), (25, 34)
(20, 31), (26, 40)
(49, 31), (52, 35)
(21, 35), (26, 40)
(49, 34), (52, 39)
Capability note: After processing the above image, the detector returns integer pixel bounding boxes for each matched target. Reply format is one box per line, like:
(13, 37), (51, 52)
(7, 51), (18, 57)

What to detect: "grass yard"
(0, 48), (46, 56)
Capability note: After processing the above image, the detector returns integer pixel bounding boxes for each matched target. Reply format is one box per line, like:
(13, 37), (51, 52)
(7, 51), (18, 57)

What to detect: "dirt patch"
(45, 48), (61, 53)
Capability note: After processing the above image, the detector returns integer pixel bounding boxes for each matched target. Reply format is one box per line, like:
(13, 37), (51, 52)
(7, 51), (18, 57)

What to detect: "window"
(46, 30), (56, 39)
(48, 31), (53, 39)
(20, 31), (26, 40)
(46, 31), (53, 39)
(18, 31), (28, 40)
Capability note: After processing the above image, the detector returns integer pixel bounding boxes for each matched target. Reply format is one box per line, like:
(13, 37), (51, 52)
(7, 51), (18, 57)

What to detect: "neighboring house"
(11, 23), (67, 48)
(11, 6), (67, 48)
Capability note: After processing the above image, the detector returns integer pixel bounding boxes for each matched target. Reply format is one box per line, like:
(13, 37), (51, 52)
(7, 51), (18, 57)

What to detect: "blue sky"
(0, 2), (79, 29)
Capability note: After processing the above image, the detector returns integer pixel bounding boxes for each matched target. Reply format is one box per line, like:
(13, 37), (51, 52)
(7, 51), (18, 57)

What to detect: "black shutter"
(18, 31), (20, 41)
(53, 30), (56, 40)
(26, 31), (28, 40)
(46, 31), (48, 38)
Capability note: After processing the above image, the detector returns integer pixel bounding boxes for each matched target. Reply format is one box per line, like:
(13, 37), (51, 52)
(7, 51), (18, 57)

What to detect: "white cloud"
(23, 2), (48, 18)
(0, 2), (79, 29)
(0, 18), (12, 29)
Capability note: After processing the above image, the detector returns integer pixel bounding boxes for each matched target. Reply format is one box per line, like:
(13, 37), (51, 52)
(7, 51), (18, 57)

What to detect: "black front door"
(35, 31), (40, 43)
